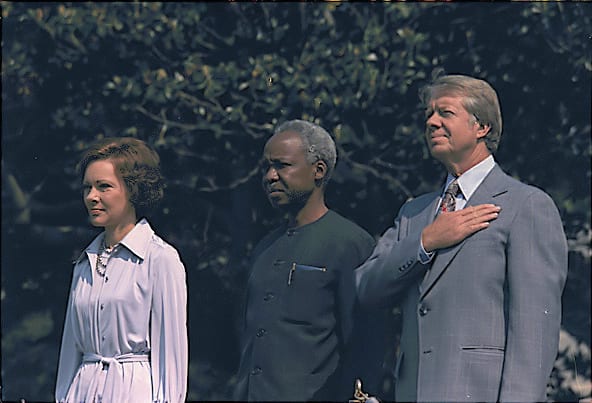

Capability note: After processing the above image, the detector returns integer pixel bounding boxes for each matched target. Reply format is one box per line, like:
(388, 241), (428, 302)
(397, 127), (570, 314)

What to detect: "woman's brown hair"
(77, 137), (164, 219)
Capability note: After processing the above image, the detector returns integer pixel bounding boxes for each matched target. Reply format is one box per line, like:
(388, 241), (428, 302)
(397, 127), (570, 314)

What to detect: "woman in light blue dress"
(55, 137), (188, 403)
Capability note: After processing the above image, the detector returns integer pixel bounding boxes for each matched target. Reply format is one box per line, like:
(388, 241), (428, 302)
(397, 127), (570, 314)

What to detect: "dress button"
(101, 336), (105, 341)
(419, 305), (429, 316)
(100, 304), (104, 310)
(263, 292), (275, 301)
(105, 276), (109, 282)
(256, 328), (266, 337)
(251, 367), (262, 375)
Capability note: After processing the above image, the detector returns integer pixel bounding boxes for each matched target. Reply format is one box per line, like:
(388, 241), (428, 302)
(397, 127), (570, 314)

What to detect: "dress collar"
(75, 218), (154, 264)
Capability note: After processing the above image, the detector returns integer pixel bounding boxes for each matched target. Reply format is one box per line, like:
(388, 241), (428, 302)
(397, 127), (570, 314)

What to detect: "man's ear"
(476, 123), (491, 139)
(314, 160), (327, 182)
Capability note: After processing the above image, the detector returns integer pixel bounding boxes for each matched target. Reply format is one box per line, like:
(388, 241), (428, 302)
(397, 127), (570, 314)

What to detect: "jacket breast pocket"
(281, 263), (333, 324)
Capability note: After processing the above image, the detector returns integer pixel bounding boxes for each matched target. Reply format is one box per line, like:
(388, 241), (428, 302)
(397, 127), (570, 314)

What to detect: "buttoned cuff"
(418, 241), (435, 264)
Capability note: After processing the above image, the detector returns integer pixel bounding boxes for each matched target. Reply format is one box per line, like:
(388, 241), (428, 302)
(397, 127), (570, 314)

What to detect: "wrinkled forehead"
(423, 88), (470, 114)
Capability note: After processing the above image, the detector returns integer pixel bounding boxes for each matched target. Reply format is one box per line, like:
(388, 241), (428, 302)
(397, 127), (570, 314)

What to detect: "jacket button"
(251, 367), (262, 375)
(419, 305), (429, 316)
(256, 328), (266, 337)
(263, 292), (274, 301)
(273, 259), (285, 266)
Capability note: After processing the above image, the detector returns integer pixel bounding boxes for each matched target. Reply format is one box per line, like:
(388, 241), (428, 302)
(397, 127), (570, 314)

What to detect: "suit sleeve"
(499, 189), (568, 401)
(336, 231), (379, 394)
(355, 204), (429, 308)
(150, 248), (188, 403)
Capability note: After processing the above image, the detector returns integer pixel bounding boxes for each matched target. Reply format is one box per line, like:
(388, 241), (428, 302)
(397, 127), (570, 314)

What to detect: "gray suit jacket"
(356, 165), (568, 402)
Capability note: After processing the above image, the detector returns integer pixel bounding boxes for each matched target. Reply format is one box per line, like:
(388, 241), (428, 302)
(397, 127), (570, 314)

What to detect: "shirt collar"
(444, 155), (496, 200)
(118, 218), (154, 260)
(77, 218), (154, 264)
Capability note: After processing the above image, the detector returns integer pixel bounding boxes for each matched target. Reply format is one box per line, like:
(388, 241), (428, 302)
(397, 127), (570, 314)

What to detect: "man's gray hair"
(274, 119), (337, 185)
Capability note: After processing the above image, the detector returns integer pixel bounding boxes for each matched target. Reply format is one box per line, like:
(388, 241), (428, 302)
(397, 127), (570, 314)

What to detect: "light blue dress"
(55, 219), (188, 403)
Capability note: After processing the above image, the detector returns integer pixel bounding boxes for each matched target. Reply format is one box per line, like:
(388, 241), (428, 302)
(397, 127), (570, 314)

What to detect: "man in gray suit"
(355, 74), (568, 402)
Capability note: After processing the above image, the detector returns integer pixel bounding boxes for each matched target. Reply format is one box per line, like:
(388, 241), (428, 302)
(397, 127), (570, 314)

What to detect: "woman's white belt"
(82, 352), (150, 367)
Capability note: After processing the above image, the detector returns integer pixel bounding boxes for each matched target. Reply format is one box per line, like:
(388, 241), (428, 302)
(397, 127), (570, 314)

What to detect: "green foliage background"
(2, 2), (590, 401)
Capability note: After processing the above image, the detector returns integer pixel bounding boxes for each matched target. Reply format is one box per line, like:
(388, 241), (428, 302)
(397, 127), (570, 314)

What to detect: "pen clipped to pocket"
(288, 263), (326, 285)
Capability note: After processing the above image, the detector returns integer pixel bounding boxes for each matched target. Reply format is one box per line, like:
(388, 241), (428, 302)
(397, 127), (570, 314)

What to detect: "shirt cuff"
(418, 241), (435, 264)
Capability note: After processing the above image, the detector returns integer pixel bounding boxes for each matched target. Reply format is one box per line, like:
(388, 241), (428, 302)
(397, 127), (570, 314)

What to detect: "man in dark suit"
(235, 120), (383, 401)
(355, 74), (568, 402)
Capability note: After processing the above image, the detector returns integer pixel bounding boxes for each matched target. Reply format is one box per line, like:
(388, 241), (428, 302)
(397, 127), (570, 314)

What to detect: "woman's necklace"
(95, 238), (117, 277)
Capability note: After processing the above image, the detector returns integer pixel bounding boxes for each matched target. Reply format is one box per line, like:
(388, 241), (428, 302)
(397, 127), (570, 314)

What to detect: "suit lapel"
(408, 194), (440, 296)
(420, 165), (509, 299)
(416, 195), (440, 233)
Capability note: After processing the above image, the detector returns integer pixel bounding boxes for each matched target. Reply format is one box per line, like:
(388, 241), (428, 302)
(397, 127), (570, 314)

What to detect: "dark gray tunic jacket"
(235, 210), (378, 402)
